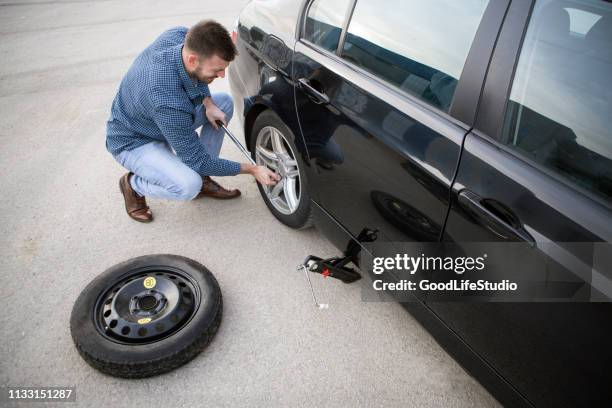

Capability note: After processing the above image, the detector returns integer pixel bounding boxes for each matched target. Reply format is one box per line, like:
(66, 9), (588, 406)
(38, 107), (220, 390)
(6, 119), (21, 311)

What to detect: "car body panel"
(228, 0), (612, 406)
(291, 41), (465, 299)
(435, 1), (612, 406)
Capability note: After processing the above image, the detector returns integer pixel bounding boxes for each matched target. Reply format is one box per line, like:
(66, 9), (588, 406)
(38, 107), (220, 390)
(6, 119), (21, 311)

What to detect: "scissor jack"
(297, 228), (378, 308)
(299, 255), (361, 283)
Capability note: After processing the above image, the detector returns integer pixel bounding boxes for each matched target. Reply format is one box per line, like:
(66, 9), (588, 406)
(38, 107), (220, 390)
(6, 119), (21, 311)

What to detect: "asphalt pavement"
(0, 1), (499, 406)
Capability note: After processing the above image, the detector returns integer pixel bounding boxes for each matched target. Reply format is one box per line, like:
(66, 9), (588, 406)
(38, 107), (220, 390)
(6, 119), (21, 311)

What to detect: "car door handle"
(298, 78), (330, 105)
(458, 190), (534, 244)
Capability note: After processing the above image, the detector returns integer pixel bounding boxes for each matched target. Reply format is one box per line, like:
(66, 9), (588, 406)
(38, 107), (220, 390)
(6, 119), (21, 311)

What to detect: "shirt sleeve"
(152, 104), (241, 177)
(196, 82), (211, 98)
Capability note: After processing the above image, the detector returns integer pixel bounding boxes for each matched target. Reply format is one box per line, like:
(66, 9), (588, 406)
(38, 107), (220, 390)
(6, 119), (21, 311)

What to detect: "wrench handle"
(216, 121), (257, 165)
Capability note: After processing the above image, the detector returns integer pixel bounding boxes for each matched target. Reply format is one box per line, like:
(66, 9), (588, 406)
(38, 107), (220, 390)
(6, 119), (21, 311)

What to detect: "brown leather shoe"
(119, 172), (153, 223)
(196, 176), (241, 199)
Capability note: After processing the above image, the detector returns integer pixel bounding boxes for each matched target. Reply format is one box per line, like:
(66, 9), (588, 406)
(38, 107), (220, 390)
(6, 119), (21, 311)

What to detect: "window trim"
(471, 127), (612, 210)
(451, 0), (511, 125)
(298, 0), (356, 56)
(295, 39), (471, 136)
(298, 0), (502, 126)
(473, 0), (611, 209)
(335, 0), (358, 56)
(475, 0), (534, 140)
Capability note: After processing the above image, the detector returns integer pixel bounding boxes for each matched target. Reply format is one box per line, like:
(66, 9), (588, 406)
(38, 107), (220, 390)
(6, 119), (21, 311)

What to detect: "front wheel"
(250, 110), (312, 229)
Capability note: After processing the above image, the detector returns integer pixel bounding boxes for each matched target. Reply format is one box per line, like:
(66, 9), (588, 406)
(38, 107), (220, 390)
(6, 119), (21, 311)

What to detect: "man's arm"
(152, 104), (240, 176)
(152, 104), (280, 184)
(201, 97), (281, 184)
(203, 96), (226, 130)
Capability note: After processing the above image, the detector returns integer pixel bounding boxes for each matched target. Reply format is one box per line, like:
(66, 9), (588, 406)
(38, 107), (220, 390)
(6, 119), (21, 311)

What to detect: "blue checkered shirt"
(106, 27), (241, 176)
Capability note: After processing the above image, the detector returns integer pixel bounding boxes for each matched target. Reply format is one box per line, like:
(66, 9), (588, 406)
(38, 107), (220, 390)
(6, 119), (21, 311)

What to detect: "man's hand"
(240, 164), (281, 186)
(203, 97), (225, 129)
(253, 165), (282, 186)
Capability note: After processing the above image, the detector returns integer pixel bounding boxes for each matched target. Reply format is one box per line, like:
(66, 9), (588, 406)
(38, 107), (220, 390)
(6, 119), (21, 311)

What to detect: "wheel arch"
(243, 96), (302, 154)
(244, 102), (269, 153)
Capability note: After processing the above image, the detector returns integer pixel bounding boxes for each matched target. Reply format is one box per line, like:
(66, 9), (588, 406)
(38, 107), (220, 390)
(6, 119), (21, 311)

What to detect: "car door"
(292, 0), (503, 288)
(430, 0), (612, 406)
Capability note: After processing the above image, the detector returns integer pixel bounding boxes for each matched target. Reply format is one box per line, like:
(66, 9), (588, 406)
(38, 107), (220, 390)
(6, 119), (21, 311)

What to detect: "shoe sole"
(119, 175), (153, 223)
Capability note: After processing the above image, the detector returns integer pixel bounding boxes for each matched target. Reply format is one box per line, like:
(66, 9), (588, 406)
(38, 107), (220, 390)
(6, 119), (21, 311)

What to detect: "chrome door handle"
(297, 78), (330, 105)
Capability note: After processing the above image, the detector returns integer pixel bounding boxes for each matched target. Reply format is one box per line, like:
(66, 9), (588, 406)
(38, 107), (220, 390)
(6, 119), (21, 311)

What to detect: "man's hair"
(185, 20), (237, 61)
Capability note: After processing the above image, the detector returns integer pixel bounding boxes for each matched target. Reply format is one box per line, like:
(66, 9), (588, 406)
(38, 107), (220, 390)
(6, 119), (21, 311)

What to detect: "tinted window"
(341, 0), (489, 111)
(303, 0), (352, 53)
(502, 0), (612, 203)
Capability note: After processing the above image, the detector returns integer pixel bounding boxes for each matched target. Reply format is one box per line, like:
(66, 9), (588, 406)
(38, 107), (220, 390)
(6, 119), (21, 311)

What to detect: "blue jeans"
(113, 92), (234, 200)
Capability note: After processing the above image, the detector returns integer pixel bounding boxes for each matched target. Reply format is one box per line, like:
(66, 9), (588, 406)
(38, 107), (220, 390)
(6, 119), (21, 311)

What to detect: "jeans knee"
(213, 92), (234, 121)
(174, 172), (202, 200)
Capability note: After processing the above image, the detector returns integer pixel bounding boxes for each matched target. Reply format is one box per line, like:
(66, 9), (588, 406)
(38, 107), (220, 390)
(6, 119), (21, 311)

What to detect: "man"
(106, 20), (279, 222)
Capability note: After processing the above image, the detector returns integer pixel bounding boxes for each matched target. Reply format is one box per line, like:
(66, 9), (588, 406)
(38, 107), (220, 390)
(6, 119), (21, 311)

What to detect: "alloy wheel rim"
(255, 126), (301, 215)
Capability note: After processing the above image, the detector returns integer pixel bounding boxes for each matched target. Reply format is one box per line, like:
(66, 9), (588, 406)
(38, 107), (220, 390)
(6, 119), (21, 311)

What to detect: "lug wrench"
(216, 121), (256, 165)
(217, 121), (327, 309)
(297, 261), (329, 310)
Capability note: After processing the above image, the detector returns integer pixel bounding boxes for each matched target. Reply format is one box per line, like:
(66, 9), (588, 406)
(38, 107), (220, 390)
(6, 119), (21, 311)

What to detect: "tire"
(250, 109), (312, 229)
(70, 254), (222, 378)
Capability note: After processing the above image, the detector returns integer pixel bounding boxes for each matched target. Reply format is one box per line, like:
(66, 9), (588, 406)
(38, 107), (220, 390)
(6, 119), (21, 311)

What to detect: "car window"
(340, 0), (489, 112)
(303, 0), (352, 53)
(501, 0), (612, 203)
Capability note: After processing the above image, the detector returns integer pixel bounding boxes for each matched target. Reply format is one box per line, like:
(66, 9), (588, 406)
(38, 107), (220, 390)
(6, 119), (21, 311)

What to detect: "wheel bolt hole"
(109, 320), (118, 329)
(121, 326), (130, 335)
(104, 310), (111, 318)
(138, 328), (147, 336)
(178, 282), (186, 288)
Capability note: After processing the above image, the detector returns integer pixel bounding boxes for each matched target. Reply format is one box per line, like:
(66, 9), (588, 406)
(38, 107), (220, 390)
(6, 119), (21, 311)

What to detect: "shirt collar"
(174, 44), (204, 100)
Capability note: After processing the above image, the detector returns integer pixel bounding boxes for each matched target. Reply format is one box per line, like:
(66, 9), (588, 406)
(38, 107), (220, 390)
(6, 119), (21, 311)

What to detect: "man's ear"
(187, 53), (199, 68)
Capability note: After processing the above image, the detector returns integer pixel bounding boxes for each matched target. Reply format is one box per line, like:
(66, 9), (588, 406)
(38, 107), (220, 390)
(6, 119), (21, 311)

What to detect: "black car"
(228, 0), (612, 406)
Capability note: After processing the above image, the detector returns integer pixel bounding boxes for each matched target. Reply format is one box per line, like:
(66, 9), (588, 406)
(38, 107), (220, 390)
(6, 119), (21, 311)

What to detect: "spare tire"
(70, 254), (222, 378)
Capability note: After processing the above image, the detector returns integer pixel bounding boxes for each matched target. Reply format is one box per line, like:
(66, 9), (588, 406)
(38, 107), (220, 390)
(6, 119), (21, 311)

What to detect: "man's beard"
(200, 76), (215, 84)
(187, 68), (215, 84)
(194, 70), (216, 84)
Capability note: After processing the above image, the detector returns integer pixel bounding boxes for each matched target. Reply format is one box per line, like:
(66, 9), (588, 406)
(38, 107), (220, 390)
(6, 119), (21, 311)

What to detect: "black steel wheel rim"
(93, 266), (201, 345)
